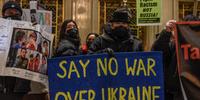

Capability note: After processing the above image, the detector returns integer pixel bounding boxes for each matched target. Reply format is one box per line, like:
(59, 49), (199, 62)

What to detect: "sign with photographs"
(0, 18), (54, 86)
(22, 9), (52, 34)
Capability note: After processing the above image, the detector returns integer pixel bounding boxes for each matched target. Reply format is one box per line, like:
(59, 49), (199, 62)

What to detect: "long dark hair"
(86, 33), (99, 47)
(59, 19), (79, 41)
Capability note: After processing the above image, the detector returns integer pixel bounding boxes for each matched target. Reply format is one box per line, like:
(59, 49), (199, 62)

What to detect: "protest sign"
(175, 22), (200, 99)
(136, 0), (161, 26)
(48, 52), (164, 100)
(0, 18), (53, 85)
(22, 9), (52, 33)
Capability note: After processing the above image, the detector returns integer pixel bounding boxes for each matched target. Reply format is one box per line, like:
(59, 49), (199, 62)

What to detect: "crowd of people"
(0, 1), (199, 100)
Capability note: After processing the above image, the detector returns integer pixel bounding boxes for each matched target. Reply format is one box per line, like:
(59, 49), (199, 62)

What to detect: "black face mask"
(112, 26), (130, 40)
(87, 41), (92, 47)
(66, 28), (79, 39)
(3, 15), (22, 20)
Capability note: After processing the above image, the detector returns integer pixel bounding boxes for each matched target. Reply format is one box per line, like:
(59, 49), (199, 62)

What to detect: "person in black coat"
(0, 1), (30, 100)
(151, 20), (182, 100)
(86, 33), (99, 49)
(152, 15), (200, 100)
(55, 19), (81, 57)
(89, 8), (143, 54)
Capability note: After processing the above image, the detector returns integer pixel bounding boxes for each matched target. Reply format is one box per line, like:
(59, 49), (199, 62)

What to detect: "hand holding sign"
(165, 20), (176, 32)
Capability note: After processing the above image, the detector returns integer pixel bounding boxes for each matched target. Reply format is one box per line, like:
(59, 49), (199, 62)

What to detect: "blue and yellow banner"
(48, 52), (164, 100)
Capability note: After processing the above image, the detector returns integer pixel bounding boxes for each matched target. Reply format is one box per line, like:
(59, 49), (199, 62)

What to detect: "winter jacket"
(151, 29), (182, 100)
(89, 24), (143, 53)
(56, 39), (80, 57)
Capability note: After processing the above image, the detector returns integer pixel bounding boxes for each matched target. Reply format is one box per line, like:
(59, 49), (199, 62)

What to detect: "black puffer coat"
(56, 39), (80, 57)
(55, 19), (81, 57)
(89, 24), (143, 53)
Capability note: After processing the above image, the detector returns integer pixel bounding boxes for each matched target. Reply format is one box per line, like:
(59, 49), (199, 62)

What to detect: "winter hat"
(2, 1), (22, 16)
(110, 8), (130, 23)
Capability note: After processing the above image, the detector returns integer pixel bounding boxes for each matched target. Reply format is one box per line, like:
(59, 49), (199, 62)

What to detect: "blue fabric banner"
(48, 52), (164, 100)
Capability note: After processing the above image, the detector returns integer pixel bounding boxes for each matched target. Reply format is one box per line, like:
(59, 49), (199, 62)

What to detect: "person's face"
(30, 33), (37, 41)
(20, 49), (26, 58)
(3, 8), (21, 18)
(43, 42), (48, 47)
(88, 34), (96, 43)
(66, 22), (77, 31)
(17, 37), (24, 43)
(111, 22), (128, 29)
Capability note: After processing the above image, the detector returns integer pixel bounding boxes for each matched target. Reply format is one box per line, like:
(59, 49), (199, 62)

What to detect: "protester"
(55, 19), (81, 57)
(82, 33), (99, 54)
(1, 1), (50, 100)
(0, 1), (30, 100)
(151, 19), (182, 100)
(89, 8), (143, 55)
(151, 15), (200, 99)
(2, 1), (22, 20)
(86, 33), (99, 48)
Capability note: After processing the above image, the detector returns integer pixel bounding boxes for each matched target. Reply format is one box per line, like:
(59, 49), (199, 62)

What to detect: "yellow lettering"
(128, 87), (136, 100)
(88, 89), (96, 100)
(111, 88), (118, 100)
(102, 88), (105, 100)
(137, 86), (141, 100)
(74, 91), (79, 100)
(108, 88), (111, 100)
(125, 58), (137, 76)
(142, 86), (151, 100)
(152, 86), (160, 100)
(79, 90), (87, 100)
(136, 59), (147, 76)
(79, 60), (90, 78)
(57, 61), (67, 79)
(68, 61), (80, 79)
(119, 87), (127, 100)
(66, 92), (72, 100)
(108, 57), (118, 76)
(148, 58), (156, 76)
(55, 92), (67, 100)
(97, 58), (107, 76)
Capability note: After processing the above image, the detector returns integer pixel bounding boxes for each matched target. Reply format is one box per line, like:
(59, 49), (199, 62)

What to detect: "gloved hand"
(102, 48), (115, 57)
